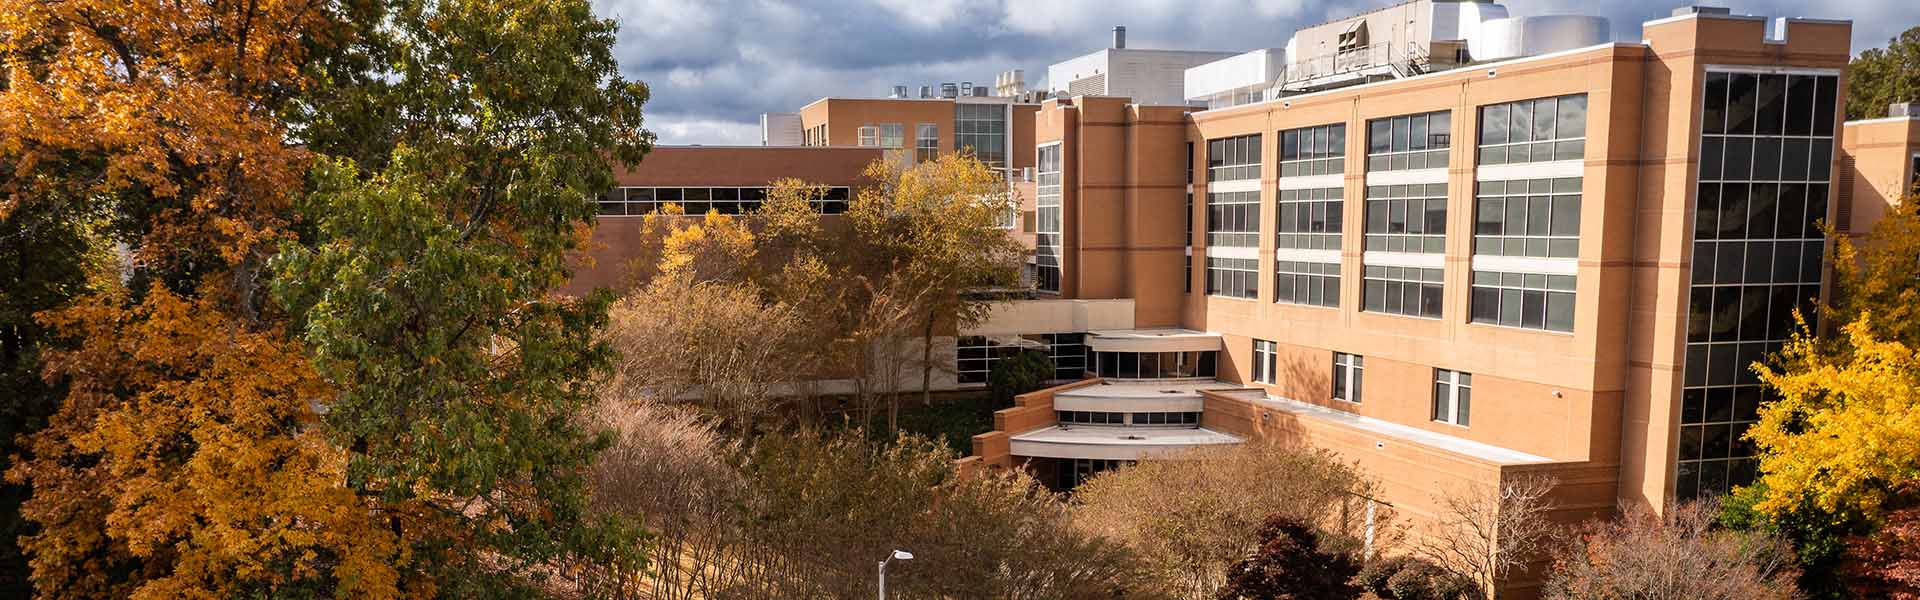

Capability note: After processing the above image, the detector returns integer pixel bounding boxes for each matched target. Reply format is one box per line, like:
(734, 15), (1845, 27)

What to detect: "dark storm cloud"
(594, 0), (1918, 145)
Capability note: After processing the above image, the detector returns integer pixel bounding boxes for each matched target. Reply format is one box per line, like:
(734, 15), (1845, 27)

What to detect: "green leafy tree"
(1215, 514), (1363, 600)
(269, 0), (655, 593)
(989, 349), (1055, 408)
(1847, 27), (1920, 120)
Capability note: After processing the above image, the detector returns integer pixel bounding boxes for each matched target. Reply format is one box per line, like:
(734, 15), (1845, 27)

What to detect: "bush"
(1546, 500), (1798, 600)
(1215, 514), (1362, 600)
(1356, 556), (1471, 600)
(988, 349), (1054, 407)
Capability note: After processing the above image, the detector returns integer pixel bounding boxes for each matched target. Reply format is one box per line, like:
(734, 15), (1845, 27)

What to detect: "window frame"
(1432, 368), (1471, 426)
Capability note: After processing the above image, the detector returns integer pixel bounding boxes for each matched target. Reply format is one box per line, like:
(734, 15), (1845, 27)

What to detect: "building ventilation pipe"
(1113, 26), (1126, 49)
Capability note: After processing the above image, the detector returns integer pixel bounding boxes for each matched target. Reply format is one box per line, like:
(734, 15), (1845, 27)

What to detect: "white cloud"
(650, 114), (764, 146)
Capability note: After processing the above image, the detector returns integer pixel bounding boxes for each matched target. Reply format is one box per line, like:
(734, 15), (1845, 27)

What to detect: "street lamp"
(877, 549), (913, 600)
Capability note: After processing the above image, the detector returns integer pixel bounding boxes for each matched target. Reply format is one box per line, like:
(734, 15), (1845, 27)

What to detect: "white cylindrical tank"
(1469, 15), (1609, 61)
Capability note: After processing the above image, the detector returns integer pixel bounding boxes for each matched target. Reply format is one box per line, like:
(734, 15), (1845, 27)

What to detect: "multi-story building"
(571, 4), (1919, 595)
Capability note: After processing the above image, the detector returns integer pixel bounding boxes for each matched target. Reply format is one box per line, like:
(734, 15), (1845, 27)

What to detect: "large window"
(1274, 261), (1339, 307)
(1252, 339), (1277, 384)
(1207, 190), (1261, 248)
(597, 186), (850, 216)
(1473, 177), (1582, 257)
(1367, 110), (1451, 172)
(916, 123), (939, 162)
(955, 333), (1088, 384)
(1036, 144), (1063, 292)
(954, 103), (1008, 169)
(1206, 257), (1258, 299)
(1432, 369), (1471, 426)
(1470, 271), (1576, 332)
(1279, 124), (1346, 177)
(857, 125), (877, 147)
(1277, 187), (1342, 250)
(1207, 134), (1262, 181)
(1092, 350), (1219, 379)
(1362, 265), (1443, 318)
(1061, 458), (1130, 490)
(1681, 70), (1837, 499)
(1332, 353), (1363, 403)
(1365, 183), (1448, 253)
(1478, 94), (1587, 165)
(878, 122), (905, 149)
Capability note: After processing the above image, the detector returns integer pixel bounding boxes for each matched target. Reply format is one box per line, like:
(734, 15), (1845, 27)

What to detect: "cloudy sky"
(589, 0), (1917, 145)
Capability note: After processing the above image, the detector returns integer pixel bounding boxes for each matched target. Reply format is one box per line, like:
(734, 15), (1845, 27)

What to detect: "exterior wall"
(970, 378), (1106, 469)
(966, 298), (1135, 336)
(1049, 49), (1239, 106)
(1840, 116), (1920, 233)
(560, 146), (880, 296)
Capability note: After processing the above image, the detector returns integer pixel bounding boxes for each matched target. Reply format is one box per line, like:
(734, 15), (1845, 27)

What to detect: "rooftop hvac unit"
(920, 85), (934, 98)
(973, 86), (989, 97)
(891, 85), (909, 98)
(940, 83), (959, 98)
(960, 81), (973, 94)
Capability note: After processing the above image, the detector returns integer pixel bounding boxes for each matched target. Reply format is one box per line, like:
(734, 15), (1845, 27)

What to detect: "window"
(1056, 410), (1125, 425)
(1207, 134), (1262, 181)
(1478, 94), (1586, 165)
(1362, 265), (1443, 318)
(1681, 71), (1837, 499)
(1432, 369), (1471, 426)
(1367, 111), (1451, 172)
(1252, 340), (1277, 384)
(956, 333), (1089, 384)
(1092, 350), (1218, 379)
(1474, 178), (1582, 257)
(1274, 261), (1339, 307)
(1129, 412), (1202, 426)
(1279, 124), (1346, 177)
(915, 123), (939, 162)
(1206, 191), (1261, 248)
(1036, 144), (1063, 292)
(596, 186), (850, 216)
(1276, 187), (1342, 250)
(954, 104), (1008, 169)
(878, 123), (905, 148)
(1206, 257), (1258, 299)
(1470, 271), (1576, 332)
(1332, 353), (1363, 403)
(1062, 458), (1130, 490)
(857, 125), (878, 147)
(1365, 183), (1448, 253)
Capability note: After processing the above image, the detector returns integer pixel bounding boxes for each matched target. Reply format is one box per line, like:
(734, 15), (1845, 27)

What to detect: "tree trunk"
(919, 309), (935, 407)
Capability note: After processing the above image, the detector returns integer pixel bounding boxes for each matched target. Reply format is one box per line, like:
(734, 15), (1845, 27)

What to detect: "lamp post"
(877, 549), (913, 600)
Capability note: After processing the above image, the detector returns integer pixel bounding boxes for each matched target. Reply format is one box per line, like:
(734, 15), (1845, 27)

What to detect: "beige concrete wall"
(971, 378), (1106, 469)
(1841, 116), (1919, 233)
(966, 298), (1136, 336)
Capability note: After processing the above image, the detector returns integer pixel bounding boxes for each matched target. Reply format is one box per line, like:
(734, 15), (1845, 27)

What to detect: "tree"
(1546, 500), (1798, 600)
(988, 348), (1055, 408)
(1215, 514), (1362, 600)
(845, 154), (1024, 420)
(1846, 27), (1920, 120)
(1414, 475), (1558, 600)
(603, 273), (808, 433)
(1355, 556), (1474, 600)
(1071, 442), (1384, 599)
(1840, 481), (1920, 598)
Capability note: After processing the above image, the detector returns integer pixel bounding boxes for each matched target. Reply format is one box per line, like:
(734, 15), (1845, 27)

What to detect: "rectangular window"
(1252, 339), (1277, 384)
(1206, 257), (1258, 299)
(1332, 353), (1363, 403)
(956, 333), (1088, 384)
(1473, 177), (1583, 258)
(1274, 261), (1339, 307)
(1432, 369), (1471, 426)
(1367, 110), (1451, 172)
(857, 125), (878, 147)
(1478, 95), (1586, 165)
(1276, 187), (1343, 250)
(1206, 190), (1261, 247)
(1207, 134), (1263, 181)
(1362, 265), (1443, 318)
(1470, 271), (1576, 332)
(596, 187), (848, 216)
(916, 123), (939, 162)
(953, 103), (1009, 169)
(1364, 183), (1448, 253)
(1279, 123), (1346, 177)
(1036, 144), (1063, 293)
(1680, 71), (1838, 500)
(878, 123), (905, 149)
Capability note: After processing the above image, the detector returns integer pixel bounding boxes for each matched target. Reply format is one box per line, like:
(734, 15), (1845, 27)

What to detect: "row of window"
(955, 333), (1088, 384)
(1701, 136), (1834, 183)
(1702, 72), (1837, 138)
(1279, 124), (1347, 177)
(1273, 261), (1341, 308)
(1695, 182), (1829, 241)
(1276, 187), (1343, 250)
(1363, 183), (1449, 253)
(1469, 271), (1577, 332)
(1208, 134), (1262, 181)
(1477, 94), (1587, 165)
(1056, 411), (1202, 426)
(1203, 95), (1583, 183)
(954, 103), (1009, 169)
(1473, 178), (1582, 258)
(1036, 144), (1063, 292)
(1361, 265), (1445, 318)
(1206, 257), (1259, 299)
(1367, 110), (1452, 172)
(1206, 191), (1262, 247)
(596, 186), (851, 216)
(1091, 350), (1221, 380)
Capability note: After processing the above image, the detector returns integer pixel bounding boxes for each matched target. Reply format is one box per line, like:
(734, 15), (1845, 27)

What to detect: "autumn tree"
(1215, 514), (1363, 600)
(1846, 26), (1920, 120)
(1840, 481), (1920, 598)
(1071, 442), (1385, 599)
(603, 273), (808, 432)
(1545, 500), (1798, 600)
(1413, 475), (1558, 600)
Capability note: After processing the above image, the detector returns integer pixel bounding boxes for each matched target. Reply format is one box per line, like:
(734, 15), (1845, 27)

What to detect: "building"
(571, 5), (1920, 596)
(1046, 26), (1238, 106)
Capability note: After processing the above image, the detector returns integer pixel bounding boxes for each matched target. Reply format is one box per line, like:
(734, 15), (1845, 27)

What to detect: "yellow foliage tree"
(6, 287), (411, 599)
